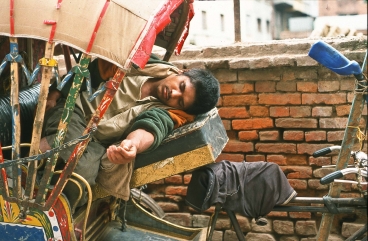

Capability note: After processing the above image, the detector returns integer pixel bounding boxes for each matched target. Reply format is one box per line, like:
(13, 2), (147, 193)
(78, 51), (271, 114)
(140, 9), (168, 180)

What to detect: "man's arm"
(45, 89), (61, 111)
(105, 108), (175, 164)
(106, 128), (154, 164)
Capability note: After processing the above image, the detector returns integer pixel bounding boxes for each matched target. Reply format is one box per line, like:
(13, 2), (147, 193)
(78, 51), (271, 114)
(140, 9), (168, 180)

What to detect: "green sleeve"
(128, 108), (174, 152)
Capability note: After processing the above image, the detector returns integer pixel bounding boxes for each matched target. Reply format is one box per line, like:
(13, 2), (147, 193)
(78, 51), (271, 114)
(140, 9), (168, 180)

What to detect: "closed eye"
(180, 81), (185, 92)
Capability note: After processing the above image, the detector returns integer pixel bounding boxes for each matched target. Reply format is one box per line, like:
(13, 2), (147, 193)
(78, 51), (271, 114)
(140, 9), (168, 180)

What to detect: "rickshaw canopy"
(0, 0), (190, 69)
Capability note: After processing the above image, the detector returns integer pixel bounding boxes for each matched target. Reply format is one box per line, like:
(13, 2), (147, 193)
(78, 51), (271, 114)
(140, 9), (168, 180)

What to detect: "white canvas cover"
(0, 0), (172, 69)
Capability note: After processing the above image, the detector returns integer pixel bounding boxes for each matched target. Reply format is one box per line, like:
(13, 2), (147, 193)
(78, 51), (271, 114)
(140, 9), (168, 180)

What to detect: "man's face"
(156, 74), (196, 111)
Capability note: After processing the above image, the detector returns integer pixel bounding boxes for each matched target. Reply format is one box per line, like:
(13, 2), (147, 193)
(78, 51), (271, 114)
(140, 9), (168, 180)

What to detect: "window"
(202, 11), (207, 30)
(220, 14), (225, 31)
(257, 18), (261, 32)
(245, 14), (251, 36)
(266, 20), (270, 33)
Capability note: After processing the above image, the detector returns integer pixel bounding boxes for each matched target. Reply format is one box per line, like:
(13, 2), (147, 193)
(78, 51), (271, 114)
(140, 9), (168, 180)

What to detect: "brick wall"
(148, 36), (367, 240)
(319, 0), (367, 16)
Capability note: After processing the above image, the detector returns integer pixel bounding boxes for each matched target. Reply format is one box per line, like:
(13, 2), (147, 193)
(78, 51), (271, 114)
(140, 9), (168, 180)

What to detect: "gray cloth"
(185, 161), (297, 219)
(42, 98), (105, 207)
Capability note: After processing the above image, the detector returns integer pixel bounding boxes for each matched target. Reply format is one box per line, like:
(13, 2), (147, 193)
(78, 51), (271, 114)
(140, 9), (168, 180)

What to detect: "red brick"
(309, 156), (331, 166)
(163, 213), (192, 227)
(217, 97), (223, 107)
(347, 92), (354, 103)
(319, 118), (348, 129)
(222, 120), (231, 130)
(158, 202), (180, 212)
(331, 155), (355, 165)
(302, 93), (346, 105)
(165, 175), (183, 184)
(270, 106), (290, 117)
(312, 106), (333, 117)
(223, 140), (254, 152)
(267, 155), (287, 165)
(297, 81), (318, 92)
(255, 143), (296, 153)
(259, 93), (301, 105)
(150, 179), (165, 185)
(245, 155), (265, 162)
(288, 179), (308, 190)
(280, 166), (313, 178)
(183, 174), (192, 185)
(297, 143), (332, 155)
(220, 83), (254, 94)
(276, 118), (317, 129)
(336, 105), (351, 116)
(327, 131), (345, 142)
(216, 153), (244, 162)
(312, 167), (335, 178)
(222, 95), (258, 106)
(305, 131), (326, 142)
(308, 179), (329, 190)
(281, 71), (295, 81)
(340, 79), (355, 91)
(249, 57), (272, 69)
(290, 106), (311, 117)
(318, 80), (340, 92)
(289, 212), (312, 219)
(340, 192), (362, 198)
(286, 155), (308, 165)
(218, 107), (249, 119)
(276, 81), (296, 92)
(283, 131), (304, 141)
(233, 118), (274, 130)
(249, 106), (269, 117)
(255, 81), (276, 92)
(238, 69), (281, 81)
(165, 186), (188, 196)
(227, 131), (237, 139)
(267, 212), (288, 218)
(212, 69), (237, 83)
(238, 130), (259, 141)
(215, 217), (231, 230)
(259, 131), (280, 141)
(294, 69), (318, 79)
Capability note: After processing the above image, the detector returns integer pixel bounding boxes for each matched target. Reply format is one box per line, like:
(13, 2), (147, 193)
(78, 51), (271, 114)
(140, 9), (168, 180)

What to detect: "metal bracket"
(39, 57), (58, 67)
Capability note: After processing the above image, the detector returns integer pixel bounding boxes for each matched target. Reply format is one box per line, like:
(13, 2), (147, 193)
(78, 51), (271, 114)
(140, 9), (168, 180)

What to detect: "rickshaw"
(0, 1), (228, 240)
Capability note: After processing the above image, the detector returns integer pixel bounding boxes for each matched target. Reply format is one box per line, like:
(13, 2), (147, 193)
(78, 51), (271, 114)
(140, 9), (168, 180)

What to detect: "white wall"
(185, 0), (274, 47)
(239, 0), (273, 42)
(186, 1), (235, 47)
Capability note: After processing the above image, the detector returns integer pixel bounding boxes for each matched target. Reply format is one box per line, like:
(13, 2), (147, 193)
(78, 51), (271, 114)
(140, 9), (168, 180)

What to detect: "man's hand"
(106, 129), (154, 164)
(106, 139), (137, 164)
(45, 90), (61, 112)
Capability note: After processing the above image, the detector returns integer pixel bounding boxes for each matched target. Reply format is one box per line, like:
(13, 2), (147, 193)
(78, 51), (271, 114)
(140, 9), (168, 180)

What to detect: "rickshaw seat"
(131, 107), (228, 187)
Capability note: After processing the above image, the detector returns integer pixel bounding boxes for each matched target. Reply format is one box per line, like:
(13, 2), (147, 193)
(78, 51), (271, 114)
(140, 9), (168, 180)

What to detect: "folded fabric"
(186, 161), (297, 219)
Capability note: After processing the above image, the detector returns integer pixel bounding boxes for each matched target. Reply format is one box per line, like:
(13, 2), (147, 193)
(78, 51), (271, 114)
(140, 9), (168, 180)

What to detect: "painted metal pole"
(9, 37), (22, 200)
(46, 68), (127, 210)
(35, 54), (91, 204)
(23, 41), (56, 211)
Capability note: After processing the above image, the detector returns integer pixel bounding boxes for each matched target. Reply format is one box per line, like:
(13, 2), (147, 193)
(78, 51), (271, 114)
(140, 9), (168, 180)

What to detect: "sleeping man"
(39, 55), (220, 208)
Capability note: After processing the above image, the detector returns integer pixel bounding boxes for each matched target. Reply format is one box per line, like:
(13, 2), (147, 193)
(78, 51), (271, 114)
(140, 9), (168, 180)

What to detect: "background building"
(184, 0), (366, 47)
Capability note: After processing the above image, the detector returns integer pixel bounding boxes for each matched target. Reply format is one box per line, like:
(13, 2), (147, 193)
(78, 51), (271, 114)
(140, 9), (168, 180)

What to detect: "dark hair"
(183, 68), (220, 115)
